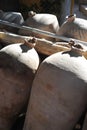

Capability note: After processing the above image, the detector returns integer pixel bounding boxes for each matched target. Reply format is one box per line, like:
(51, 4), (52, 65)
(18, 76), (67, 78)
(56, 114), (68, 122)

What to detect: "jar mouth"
(66, 14), (76, 22)
(68, 40), (85, 56)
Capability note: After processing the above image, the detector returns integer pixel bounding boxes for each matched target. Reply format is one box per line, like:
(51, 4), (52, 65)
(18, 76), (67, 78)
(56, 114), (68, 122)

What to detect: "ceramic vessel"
(0, 43), (40, 130)
(23, 43), (87, 130)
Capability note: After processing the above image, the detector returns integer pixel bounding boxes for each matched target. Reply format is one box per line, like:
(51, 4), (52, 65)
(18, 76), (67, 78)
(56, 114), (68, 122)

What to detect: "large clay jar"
(0, 43), (40, 130)
(23, 42), (87, 130)
(0, 10), (24, 33)
(18, 11), (59, 42)
(82, 113), (87, 130)
(0, 10), (24, 24)
(57, 15), (87, 42)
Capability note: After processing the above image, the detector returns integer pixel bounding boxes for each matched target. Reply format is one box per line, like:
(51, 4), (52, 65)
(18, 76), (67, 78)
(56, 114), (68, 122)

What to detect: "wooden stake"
(70, 0), (74, 15)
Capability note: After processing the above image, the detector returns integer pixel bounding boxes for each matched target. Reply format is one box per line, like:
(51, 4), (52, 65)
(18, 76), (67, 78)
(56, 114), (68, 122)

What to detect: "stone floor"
(74, 4), (87, 19)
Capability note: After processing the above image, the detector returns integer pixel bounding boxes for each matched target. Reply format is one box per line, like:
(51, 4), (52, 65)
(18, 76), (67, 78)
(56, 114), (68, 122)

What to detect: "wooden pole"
(70, 0), (74, 15)
(0, 31), (70, 55)
(0, 31), (87, 58)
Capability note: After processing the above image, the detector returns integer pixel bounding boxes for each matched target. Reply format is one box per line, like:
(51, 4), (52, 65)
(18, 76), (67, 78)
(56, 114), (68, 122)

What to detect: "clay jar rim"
(66, 14), (76, 22)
